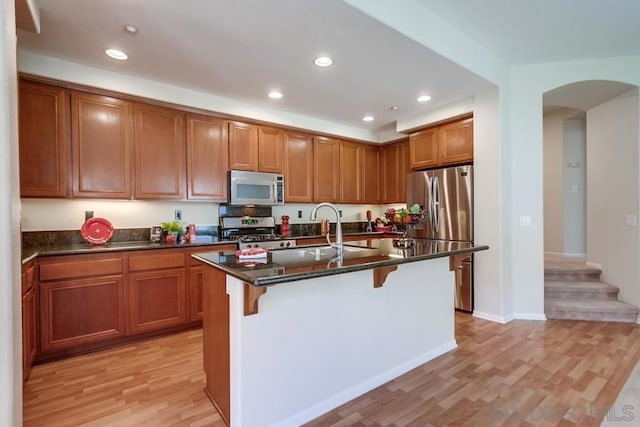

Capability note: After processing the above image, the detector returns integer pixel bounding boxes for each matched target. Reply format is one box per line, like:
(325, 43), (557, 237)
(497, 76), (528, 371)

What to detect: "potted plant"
(161, 220), (184, 244)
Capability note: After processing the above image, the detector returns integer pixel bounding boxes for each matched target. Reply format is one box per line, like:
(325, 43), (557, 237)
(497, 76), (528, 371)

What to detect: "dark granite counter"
(22, 239), (236, 264)
(193, 238), (489, 287)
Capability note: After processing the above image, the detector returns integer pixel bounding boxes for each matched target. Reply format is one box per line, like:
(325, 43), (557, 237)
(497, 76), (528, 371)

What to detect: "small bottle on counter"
(323, 219), (331, 236)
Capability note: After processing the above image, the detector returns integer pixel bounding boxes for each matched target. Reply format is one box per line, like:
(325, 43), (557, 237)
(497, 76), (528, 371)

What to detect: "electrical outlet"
(339, 210), (342, 218)
(298, 210), (302, 219)
(85, 210), (94, 221)
(519, 216), (531, 227)
(175, 210), (182, 221)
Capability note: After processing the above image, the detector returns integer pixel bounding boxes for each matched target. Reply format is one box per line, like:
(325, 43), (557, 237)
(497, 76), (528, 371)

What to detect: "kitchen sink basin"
(269, 244), (378, 265)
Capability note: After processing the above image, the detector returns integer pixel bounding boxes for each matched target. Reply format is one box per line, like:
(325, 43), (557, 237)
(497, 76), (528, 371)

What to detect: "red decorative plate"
(81, 217), (114, 245)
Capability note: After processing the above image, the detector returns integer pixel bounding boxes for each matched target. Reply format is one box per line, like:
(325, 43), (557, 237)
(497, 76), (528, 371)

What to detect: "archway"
(542, 80), (639, 313)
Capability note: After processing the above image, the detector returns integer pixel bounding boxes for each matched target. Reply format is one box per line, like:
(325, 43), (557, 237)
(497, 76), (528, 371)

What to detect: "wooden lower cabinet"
(203, 266), (230, 425)
(128, 269), (187, 334)
(39, 275), (126, 353)
(189, 266), (204, 322)
(22, 286), (37, 381)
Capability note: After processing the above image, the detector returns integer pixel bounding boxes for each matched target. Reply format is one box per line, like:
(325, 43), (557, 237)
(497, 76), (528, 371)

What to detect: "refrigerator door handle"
(433, 176), (440, 232)
(429, 179), (437, 233)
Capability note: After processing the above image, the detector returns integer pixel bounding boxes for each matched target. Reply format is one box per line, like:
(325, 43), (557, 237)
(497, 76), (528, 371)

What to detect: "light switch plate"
(519, 216), (532, 227)
(626, 215), (637, 227)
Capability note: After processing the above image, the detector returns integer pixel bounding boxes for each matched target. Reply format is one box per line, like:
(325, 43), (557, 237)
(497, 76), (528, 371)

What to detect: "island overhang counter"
(193, 238), (488, 427)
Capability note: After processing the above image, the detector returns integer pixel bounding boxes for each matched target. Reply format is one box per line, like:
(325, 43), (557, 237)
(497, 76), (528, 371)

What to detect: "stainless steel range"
(219, 205), (296, 250)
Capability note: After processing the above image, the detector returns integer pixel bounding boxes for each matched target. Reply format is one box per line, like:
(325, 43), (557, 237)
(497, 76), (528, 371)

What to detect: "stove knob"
(285, 241), (291, 247)
(279, 242), (285, 247)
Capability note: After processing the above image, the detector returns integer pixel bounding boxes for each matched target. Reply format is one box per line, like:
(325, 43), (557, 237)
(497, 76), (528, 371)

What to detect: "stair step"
(545, 298), (639, 323)
(544, 280), (619, 300)
(544, 267), (601, 282)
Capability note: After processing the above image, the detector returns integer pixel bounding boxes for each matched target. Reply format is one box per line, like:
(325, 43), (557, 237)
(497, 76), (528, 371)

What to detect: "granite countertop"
(21, 239), (236, 264)
(193, 238), (489, 287)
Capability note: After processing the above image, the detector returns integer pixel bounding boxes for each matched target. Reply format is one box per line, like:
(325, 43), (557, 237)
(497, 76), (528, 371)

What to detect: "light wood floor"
(23, 329), (223, 427)
(24, 314), (640, 426)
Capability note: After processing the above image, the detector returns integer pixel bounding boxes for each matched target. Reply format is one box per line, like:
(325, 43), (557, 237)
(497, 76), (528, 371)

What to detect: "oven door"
(229, 171), (283, 205)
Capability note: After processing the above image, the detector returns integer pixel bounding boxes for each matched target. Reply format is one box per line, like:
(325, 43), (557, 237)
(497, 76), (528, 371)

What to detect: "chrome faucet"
(310, 202), (343, 256)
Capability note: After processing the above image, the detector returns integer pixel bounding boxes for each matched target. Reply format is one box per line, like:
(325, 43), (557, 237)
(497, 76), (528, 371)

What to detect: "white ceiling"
(17, 0), (640, 139)
(418, 0), (640, 65)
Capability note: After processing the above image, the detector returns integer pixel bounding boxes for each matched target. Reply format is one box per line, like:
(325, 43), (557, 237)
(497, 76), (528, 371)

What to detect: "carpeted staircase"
(544, 258), (639, 323)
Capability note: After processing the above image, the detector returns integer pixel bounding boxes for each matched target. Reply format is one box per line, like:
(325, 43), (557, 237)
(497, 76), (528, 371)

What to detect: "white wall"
(586, 89), (639, 307)
(1, 0), (22, 424)
(563, 115), (586, 255)
(543, 112), (565, 254)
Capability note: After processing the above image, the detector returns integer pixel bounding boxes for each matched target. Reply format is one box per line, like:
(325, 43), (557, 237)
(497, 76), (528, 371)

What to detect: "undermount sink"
(269, 244), (375, 265)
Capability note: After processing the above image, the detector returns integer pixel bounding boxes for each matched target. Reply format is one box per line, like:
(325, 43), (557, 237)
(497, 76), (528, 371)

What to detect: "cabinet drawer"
(22, 264), (35, 294)
(40, 256), (123, 281)
(129, 251), (186, 272)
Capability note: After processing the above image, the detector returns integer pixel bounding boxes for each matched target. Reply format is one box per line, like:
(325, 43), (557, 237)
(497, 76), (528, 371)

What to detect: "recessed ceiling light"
(389, 106), (399, 111)
(417, 95), (432, 103)
(105, 49), (128, 60)
(124, 25), (138, 33)
(314, 56), (333, 67)
(362, 115), (374, 122)
(268, 91), (283, 99)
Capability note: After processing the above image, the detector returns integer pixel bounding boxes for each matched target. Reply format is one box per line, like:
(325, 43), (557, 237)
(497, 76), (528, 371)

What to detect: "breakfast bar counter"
(194, 238), (488, 427)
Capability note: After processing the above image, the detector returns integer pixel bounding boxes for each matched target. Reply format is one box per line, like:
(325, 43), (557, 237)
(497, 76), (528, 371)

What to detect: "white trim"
(513, 313), (547, 321)
(586, 261), (602, 270)
(473, 311), (513, 324)
(544, 251), (586, 259)
(272, 340), (458, 427)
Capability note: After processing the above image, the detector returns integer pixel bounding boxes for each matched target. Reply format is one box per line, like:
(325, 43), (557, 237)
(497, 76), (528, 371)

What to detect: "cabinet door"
(283, 131), (314, 202)
(381, 143), (400, 204)
(339, 141), (362, 203)
(39, 275), (126, 353)
(133, 104), (185, 199)
(71, 92), (132, 198)
(410, 128), (438, 170)
(361, 144), (380, 204)
(19, 81), (70, 198)
(398, 141), (410, 203)
(313, 136), (339, 203)
(438, 118), (474, 165)
(258, 126), (283, 173)
(128, 269), (187, 334)
(188, 266), (204, 322)
(228, 121), (258, 171)
(22, 287), (37, 381)
(186, 114), (227, 200)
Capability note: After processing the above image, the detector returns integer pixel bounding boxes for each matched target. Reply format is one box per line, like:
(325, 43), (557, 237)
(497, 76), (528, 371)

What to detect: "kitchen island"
(194, 238), (488, 427)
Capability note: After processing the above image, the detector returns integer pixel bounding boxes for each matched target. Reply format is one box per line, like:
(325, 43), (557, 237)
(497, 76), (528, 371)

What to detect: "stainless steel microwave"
(229, 170), (285, 205)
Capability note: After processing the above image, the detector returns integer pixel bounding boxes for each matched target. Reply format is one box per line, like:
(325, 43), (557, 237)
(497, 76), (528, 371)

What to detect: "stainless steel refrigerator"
(407, 165), (474, 311)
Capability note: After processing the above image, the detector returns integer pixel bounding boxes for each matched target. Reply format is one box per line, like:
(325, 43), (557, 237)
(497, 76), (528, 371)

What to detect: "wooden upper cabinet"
(409, 117), (473, 170)
(339, 140), (362, 203)
(283, 131), (314, 202)
(410, 127), (438, 170)
(399, 141), (410, 202)
(257, 127), (284, 173)
(71, 92), (132, 198)
(228, 121), (258, 171)
(19, 81), (70, 198)
(313, 136), (339, 203)
(381, 143), (400, 204)
(361, 144), (381, 204)
(438, 117), (473, 165)
(133, 104), (185, 199)
(186, 114), (227, 200)
(381, 140), (410, 204)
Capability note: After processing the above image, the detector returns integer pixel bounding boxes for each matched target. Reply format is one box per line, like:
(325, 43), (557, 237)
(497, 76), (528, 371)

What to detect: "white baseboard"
(473, 311), (547, 323)
(586, 261), (602, 269)
(514, 313), (547, 321)
(473, 311), (513, 324)
(544, 251), (586, 258)
(272, 339), (458, 427)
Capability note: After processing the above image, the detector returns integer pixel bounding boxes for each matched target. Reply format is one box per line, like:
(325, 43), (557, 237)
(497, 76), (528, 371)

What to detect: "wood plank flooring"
(23, 328), (223, 427)
(306, 313), (640, 426)
(24, 314), (640, 426)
